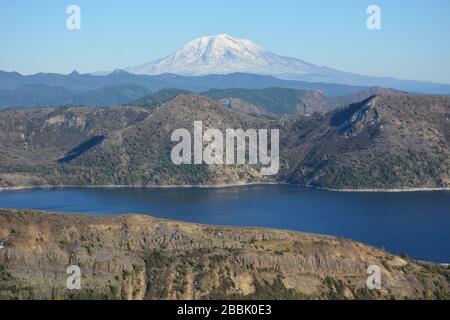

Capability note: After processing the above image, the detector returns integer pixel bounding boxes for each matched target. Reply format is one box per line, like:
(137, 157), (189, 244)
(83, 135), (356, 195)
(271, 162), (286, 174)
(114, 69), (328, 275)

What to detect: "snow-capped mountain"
(110, 34), (450, 93)
(124, 34), (344, 80)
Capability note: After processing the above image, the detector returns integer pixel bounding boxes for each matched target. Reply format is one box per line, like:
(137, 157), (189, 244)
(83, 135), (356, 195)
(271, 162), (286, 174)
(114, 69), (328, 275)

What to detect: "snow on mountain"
(124, 34), (342, 79)
(106, 34), (450, 93)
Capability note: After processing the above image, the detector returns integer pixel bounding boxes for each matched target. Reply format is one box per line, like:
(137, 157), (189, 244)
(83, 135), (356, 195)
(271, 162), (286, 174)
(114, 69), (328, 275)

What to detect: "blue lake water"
(0, 185), (449, 262)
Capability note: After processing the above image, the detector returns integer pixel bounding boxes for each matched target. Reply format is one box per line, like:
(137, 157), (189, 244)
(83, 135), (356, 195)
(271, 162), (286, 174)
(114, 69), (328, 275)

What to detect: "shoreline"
(0, 182), (284, 192)
(318, 186), (450, 193)
(0, 182), (449, 193)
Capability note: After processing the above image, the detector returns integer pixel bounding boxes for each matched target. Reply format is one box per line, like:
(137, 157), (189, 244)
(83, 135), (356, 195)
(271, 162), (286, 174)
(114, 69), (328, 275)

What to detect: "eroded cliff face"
(0, 209), (448, 300)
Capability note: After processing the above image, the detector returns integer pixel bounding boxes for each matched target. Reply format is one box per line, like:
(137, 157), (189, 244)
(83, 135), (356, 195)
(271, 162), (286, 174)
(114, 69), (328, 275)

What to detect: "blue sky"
(1, 0), (449, 83)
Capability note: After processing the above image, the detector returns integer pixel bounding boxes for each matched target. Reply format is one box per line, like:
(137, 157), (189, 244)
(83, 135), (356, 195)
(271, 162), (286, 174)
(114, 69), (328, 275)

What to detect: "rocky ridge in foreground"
(0, 209), (448, 300)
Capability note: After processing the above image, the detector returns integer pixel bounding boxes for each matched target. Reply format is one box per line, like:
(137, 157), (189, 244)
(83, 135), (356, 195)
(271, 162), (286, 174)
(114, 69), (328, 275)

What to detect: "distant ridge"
(0, 71), (369, 108)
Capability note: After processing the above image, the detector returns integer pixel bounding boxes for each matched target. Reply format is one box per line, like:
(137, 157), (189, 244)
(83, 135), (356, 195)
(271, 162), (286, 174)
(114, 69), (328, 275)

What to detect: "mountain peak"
(176, 34), (266, 63)
(194, 34), (234, 41)
(186, 34), (260, 49)
(124, 34), (319, 78)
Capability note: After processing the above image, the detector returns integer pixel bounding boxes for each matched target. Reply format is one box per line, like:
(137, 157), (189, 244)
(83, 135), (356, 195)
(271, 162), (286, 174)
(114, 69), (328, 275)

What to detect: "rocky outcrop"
(0, 209), (448, 300)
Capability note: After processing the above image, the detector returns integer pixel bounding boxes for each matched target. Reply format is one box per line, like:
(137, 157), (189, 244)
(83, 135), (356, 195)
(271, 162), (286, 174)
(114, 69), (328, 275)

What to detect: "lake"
(0, 185), (449, 262)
